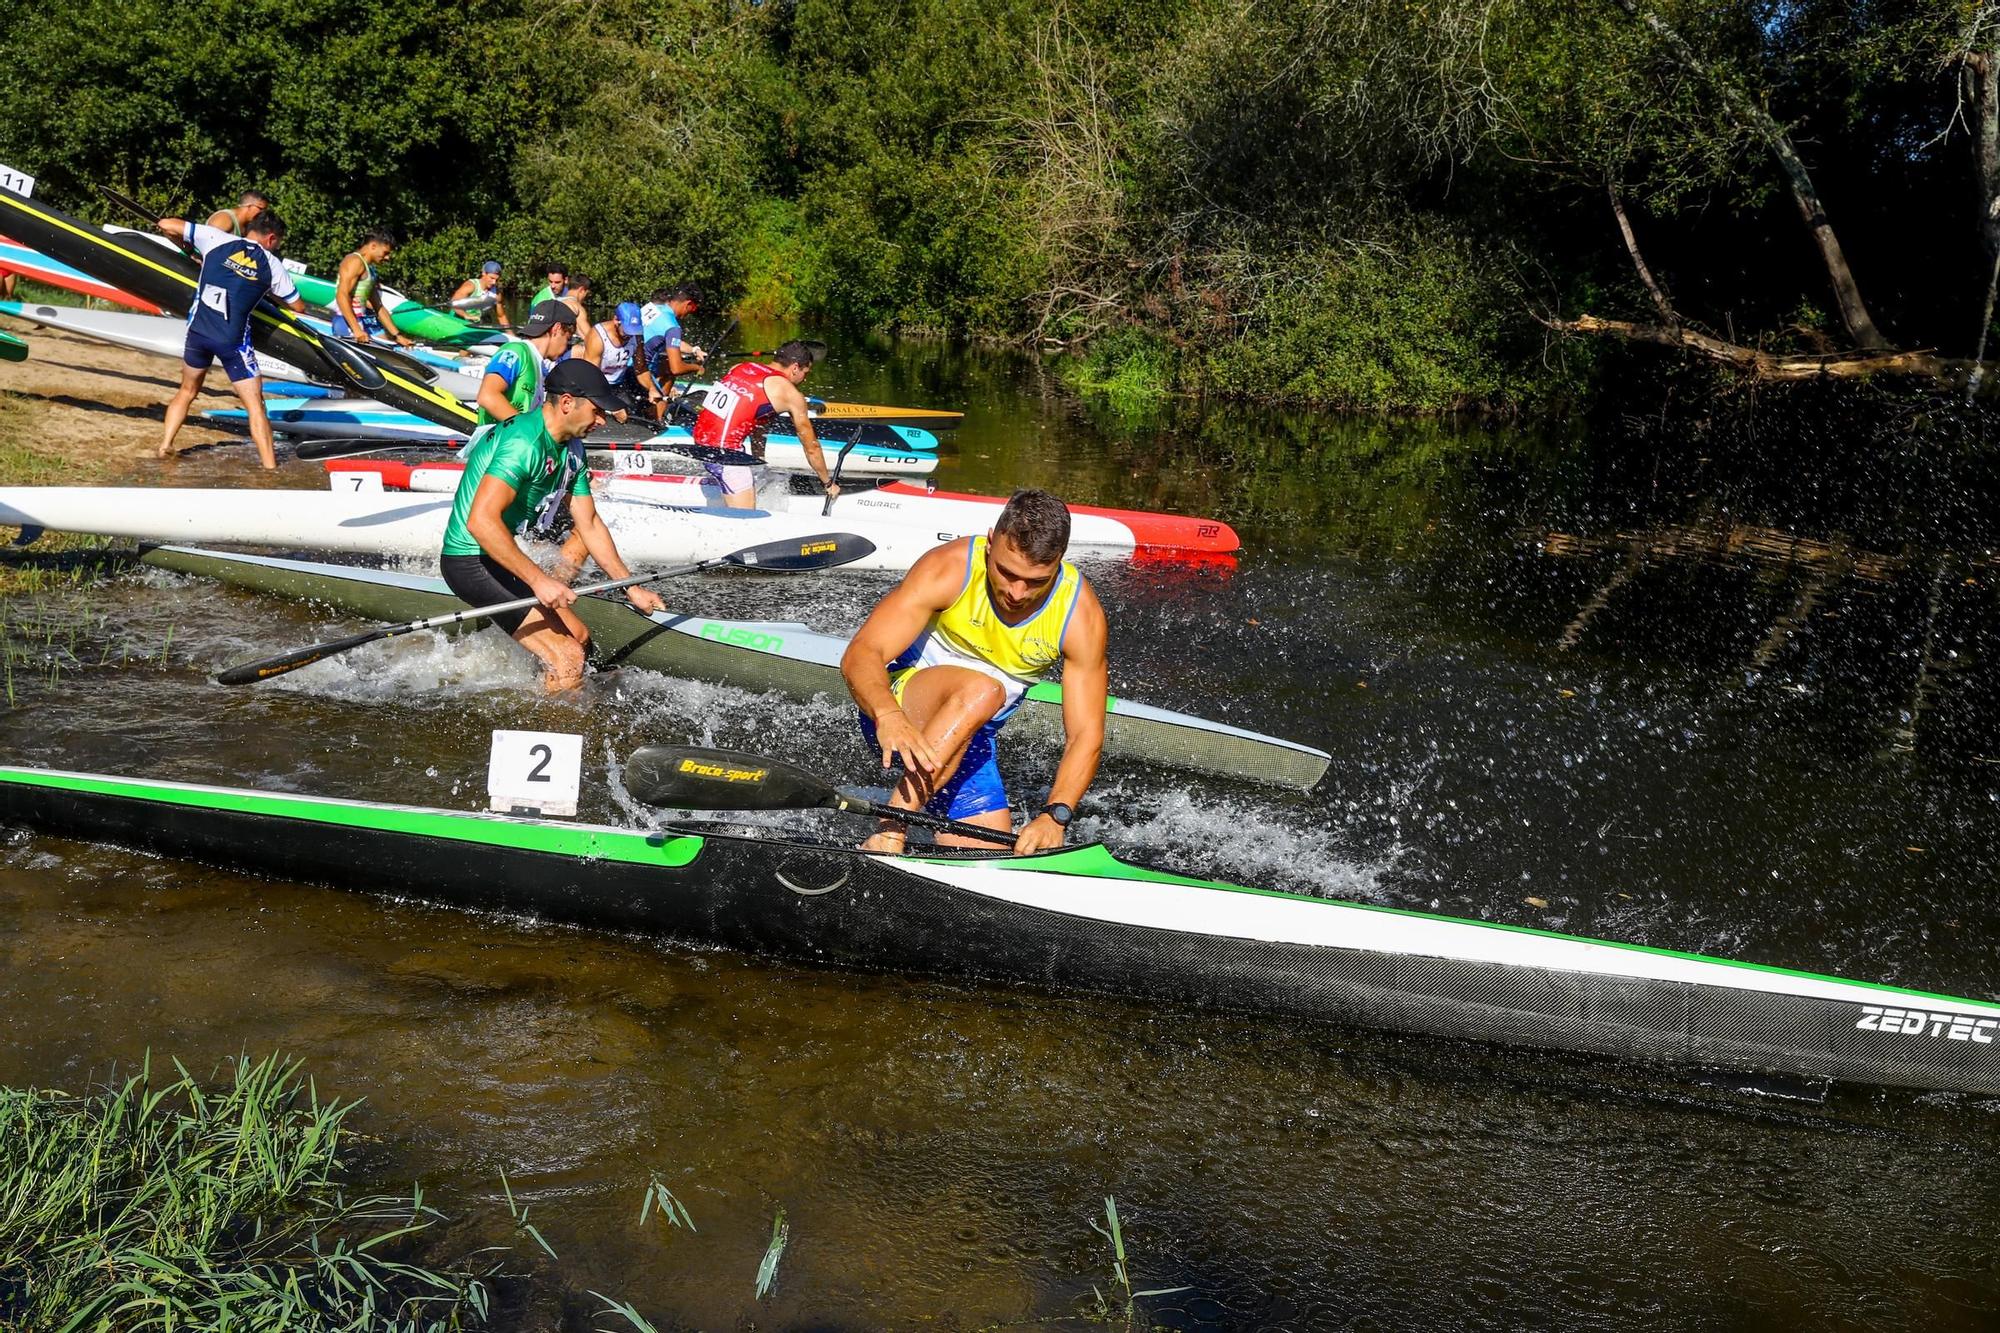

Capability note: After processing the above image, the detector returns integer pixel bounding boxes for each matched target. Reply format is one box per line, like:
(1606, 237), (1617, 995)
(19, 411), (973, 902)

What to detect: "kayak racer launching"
(841, 489), (1108, 855)
(691, 339), (839, 510)
(155, 210), (308, 470)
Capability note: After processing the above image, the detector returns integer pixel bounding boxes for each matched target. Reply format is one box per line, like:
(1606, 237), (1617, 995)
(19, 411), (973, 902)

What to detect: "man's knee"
(540, 635), (586, 681)
(946, 674), (1006, 722)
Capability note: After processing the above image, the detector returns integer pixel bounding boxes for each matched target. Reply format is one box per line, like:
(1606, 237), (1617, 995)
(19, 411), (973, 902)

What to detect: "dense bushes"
(0, 0), (1984, 413)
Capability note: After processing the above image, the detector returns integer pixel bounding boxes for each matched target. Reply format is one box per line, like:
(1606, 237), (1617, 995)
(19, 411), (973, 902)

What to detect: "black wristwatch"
(1039, 802), (1073, 828)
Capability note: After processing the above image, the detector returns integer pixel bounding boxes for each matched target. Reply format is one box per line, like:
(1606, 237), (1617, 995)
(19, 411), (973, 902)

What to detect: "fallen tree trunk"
(1549, 314), (1998, 386)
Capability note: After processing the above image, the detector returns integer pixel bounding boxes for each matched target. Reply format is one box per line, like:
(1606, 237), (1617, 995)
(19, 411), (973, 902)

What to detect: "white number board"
(281, 257), (307, 275)
(488, 729), (583, 817)
(612, 449), (651, 474)
(0, 164), (35, 198)
(328, 470), (383, 493)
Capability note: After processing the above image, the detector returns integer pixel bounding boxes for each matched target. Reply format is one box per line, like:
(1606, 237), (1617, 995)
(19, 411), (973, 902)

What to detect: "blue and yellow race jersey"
(891, 535), (1083, 702)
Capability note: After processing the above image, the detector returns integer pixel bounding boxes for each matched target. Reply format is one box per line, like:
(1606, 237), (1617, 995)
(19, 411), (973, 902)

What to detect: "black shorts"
(440, 554), (537, 635)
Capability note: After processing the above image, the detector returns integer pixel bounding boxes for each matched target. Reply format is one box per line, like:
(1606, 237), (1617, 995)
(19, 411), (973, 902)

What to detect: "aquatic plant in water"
(0, 1052), (501, 1330)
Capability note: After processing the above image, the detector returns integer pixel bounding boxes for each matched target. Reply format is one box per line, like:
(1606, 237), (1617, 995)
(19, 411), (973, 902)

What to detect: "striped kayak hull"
(3, 763), (1994, 1095)
(134, 545), (1328, 788)
(0, 235), (158, 311)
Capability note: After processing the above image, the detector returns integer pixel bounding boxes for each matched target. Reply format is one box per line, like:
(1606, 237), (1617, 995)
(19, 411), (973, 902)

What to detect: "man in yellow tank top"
(843, 490), (1109, 855)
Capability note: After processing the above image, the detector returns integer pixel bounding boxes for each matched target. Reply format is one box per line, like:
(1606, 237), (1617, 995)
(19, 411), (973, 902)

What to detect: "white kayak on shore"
(0, 485), (964, 573)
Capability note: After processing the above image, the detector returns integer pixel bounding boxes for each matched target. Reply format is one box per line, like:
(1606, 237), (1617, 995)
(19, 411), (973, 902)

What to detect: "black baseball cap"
(544, 358), (629, 414)
(520, 299), (577, 337)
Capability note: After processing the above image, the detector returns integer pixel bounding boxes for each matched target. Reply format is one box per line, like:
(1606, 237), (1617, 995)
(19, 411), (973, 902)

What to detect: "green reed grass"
(1086, 1196), (1188, 1328)
(0, 1052), (500, 1330)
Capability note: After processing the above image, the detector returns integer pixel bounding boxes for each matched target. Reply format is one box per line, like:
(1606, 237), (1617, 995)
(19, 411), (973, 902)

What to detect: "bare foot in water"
(859, 828), (907, 854)
(156, 442), (179, 460)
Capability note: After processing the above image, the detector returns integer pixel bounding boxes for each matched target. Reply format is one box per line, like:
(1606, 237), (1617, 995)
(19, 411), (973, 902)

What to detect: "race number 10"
(488, 729), (583, 817)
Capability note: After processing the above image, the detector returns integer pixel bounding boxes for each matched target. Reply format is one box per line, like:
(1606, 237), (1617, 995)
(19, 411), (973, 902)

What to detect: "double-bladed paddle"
(622, 744), (1019, 847)
(213, 533), (875, 686)
(821, 437), (863, 516)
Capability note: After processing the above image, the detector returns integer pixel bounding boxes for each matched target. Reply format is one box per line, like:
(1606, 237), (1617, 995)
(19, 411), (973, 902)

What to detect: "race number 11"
(488, 729), (583, 817)
(0, 163), (34, 197)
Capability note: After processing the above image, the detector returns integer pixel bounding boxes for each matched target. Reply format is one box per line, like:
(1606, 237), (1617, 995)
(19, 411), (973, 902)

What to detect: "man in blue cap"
(451, 261), (514, 333)
(583, 300), (669, 421)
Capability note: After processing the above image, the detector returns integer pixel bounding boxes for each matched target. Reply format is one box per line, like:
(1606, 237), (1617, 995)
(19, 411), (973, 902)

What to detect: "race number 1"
(488, 729), (583, 817)
(0, 163), (34, 197)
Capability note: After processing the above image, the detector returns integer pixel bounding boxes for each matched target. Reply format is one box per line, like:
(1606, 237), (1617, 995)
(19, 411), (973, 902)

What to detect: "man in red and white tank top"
(690, 340), (839, 509)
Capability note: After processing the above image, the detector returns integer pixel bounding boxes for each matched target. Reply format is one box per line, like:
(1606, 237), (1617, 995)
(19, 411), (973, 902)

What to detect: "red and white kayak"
(327, 459), (1242, 557)
(0, 236), (159, 312)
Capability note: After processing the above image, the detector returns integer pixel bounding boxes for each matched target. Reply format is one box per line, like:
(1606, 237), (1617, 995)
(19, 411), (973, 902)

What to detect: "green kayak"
(0, 329), (25, 362)
(291, 271), (502, 349)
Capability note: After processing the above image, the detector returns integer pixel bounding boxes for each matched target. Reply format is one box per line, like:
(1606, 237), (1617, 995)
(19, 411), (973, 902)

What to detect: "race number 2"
(488, 729), (583, 817)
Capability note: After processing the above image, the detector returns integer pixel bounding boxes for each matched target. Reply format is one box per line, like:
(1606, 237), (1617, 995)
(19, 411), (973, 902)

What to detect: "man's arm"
(581, 323), (604, 365)
(664, 343), (704, 377)
(765, 376), (836, 494)
(631, 359), (668, 417)
(331, 255), (364, 332)
(465, 476), (575, 610)
(371, 290), (411, 345)
(566, 495), (665, 614)
(203, 208), (237, 232)
(840, 541), (967, 774)
(1018, 581), (1107, 854)
(475, 350), (523, 422)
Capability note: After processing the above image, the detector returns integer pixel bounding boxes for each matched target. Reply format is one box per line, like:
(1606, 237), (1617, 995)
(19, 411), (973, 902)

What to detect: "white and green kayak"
(129, 544), (1328, 789)
(2, 762), (1994, 1096)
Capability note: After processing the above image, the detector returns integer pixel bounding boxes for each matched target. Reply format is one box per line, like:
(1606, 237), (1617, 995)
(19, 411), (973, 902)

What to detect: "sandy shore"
(0, 314), (260, 481)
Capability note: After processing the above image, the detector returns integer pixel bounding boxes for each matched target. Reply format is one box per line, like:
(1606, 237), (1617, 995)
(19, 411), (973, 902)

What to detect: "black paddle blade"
(723, 532), (874, 572)
(294, 436), (460, 461)
(317, 336), (389, 393)
(96, 184), (164, 224)
(624, 746), (838, 812)
(215, 626), (391, 686)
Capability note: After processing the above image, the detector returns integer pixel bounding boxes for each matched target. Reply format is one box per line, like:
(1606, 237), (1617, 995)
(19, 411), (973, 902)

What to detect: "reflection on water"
(4, 340), (2000, 1327)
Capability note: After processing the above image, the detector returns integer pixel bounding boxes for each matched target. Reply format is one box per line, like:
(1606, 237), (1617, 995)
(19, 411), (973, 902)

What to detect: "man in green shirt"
(530, 261), (567, 307)
(440, 359), (665, 691)
(474, 300), (576, 426)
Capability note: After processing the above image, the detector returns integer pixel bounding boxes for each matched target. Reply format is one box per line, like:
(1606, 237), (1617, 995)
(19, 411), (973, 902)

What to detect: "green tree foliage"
(0, 0), (1987, 410)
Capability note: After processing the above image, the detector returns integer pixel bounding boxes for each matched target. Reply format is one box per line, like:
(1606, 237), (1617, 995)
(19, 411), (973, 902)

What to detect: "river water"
(3, 340), (2000, 1328)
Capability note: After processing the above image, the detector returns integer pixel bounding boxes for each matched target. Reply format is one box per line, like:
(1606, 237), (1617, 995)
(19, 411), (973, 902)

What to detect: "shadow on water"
(4, 339), (2000, 1327)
